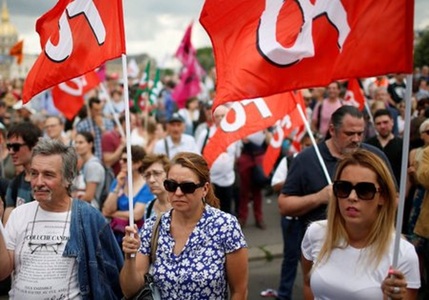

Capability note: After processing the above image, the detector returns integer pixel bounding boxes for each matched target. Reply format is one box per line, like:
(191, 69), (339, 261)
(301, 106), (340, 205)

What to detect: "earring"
(202, 196), (206, 204)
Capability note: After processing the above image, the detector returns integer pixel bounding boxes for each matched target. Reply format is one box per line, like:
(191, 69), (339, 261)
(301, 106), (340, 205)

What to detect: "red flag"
(9, 40), (24, 65)
(262, 92), (305, 175)
(344, 78), (365, 111)
(52, 71), (100, 120)
(172, 57), (202, 108)
(175, 22), (196, 65)
(203, 91), (299, 167)
(22, 0), (126, 103)
(200, 0), (414, 107)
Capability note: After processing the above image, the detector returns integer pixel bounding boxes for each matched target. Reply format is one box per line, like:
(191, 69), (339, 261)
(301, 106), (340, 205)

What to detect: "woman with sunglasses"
(120, 152), (248, 299)
(102, 146), (154, 248)
(139, 153), (172, 219)
(301, 149), (420, 300)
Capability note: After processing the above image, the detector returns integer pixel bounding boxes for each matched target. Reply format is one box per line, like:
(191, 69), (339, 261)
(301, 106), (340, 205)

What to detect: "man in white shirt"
(153, 112), (200, 159)
(0, 139), (123, 299)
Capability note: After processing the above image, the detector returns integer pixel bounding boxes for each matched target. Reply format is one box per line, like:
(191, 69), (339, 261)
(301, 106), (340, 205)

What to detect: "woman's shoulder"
(303, 220), (327, 242)
(205, 205), (235, 221)
(307, 220), (327, 233)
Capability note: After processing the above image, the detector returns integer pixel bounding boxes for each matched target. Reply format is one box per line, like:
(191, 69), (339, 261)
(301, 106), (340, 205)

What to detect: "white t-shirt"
(153, 134), (200, 159)
(196, 126), (237, 186)
(83, 156), (105, 209)
(5, 201), (80, 299)
(302, 220), (420, 300)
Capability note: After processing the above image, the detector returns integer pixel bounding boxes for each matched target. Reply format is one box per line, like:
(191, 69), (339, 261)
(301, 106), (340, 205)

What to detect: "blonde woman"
(302, 149), (420, 300)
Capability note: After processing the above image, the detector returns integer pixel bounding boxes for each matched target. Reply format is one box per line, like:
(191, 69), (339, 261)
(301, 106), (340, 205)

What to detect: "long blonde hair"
(317, 149), (397, 267)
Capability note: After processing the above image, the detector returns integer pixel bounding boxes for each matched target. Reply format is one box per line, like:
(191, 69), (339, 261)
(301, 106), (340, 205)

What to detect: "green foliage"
(414, 30), (429, 67)
(196, 47), (214, 73)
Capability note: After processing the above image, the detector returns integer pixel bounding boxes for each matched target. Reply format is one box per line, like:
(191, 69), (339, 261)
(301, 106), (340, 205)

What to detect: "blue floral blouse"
(138, 205), (247, 299)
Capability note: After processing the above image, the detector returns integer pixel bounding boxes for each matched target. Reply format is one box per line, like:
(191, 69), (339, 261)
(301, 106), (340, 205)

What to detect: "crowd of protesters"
(0, 65), (427, 298)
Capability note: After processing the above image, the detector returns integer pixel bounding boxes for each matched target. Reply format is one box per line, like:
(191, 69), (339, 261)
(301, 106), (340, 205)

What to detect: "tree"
(196, 47), (214, 73)
(414, 29), (429, 67)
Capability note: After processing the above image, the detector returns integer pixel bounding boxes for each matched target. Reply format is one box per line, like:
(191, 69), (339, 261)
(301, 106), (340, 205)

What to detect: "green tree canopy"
(414, 30), (429, 67)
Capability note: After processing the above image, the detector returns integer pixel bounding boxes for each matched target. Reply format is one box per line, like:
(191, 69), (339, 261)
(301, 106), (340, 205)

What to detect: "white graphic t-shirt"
(5, 201), (80, 299)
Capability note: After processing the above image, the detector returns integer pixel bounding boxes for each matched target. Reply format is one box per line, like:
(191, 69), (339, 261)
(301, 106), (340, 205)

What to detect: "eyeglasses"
(333, 180), (380, 200)
(6, 143), (27, 152)
(120, 158), (127, 163)
(143, 170), (165, 180)
(163, 179), (205, 194)
(28, 241), (63, 254)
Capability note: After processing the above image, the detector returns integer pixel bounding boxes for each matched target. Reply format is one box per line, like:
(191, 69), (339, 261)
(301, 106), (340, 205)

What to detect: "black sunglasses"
(333, 180), (380, 200)
(163, 179), (205, 194)
(6, 143), (27, 152)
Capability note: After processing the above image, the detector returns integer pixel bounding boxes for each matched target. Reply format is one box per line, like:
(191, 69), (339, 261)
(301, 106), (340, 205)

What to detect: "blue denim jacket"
(63, 199), (124, 299)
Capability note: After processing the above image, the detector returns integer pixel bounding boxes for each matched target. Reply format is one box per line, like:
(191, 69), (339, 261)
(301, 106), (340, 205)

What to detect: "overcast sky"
(6, 0), (429, 64)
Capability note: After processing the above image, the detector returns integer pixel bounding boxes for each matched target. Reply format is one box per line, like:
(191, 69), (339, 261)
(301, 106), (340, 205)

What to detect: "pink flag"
(171, 57), (201, 108)
(175, 22), (196, 65)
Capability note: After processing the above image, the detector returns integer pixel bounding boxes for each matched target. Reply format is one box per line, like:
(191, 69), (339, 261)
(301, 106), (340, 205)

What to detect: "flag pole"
(99, 83), (125, 138)
(392, 74), (413, 268)
(296, 103), (331, 185)
(121, 54), (135, 229)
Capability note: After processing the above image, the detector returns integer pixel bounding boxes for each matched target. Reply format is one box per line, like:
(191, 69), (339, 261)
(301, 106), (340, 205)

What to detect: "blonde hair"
(317, 149), (396, 267)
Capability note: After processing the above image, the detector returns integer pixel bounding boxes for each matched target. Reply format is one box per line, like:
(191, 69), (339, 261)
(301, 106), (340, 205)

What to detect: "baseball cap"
(168, 112), (184, 123)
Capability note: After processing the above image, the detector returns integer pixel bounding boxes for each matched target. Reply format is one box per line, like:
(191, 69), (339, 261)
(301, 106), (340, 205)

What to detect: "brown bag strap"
(150, 213), (163, 264)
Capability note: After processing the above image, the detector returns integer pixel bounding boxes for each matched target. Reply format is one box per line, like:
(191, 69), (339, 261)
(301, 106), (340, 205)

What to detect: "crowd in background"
(0, 64), (428, 297)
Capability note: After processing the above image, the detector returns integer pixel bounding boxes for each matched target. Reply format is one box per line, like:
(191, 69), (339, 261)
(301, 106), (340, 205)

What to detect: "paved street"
(242, 193), (304, 300)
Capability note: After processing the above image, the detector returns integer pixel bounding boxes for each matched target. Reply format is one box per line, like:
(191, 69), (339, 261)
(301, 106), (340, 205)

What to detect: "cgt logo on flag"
(45, 0), (107, 62)
(258, 0), (350, 66)
(52, 71), (100, 120)
(200, 0), (414, 107)
(23, 0), (125, 103)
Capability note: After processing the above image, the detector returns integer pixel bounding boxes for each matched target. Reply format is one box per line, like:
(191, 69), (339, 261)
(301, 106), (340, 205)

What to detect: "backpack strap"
(150, 213), (163, 264)
(316, 102), (323, 132)
(200, 128), (211, 154)
(11, 171), (26, 205)
(164, 138), (170, 158)
(145, 198), (156, 220)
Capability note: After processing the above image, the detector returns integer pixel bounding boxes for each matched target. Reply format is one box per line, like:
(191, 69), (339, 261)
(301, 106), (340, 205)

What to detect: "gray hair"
(330, 105), (364, 131)
(31, 138), (78, 195)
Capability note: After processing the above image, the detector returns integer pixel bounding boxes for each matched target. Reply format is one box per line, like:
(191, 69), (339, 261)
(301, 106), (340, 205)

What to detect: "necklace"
(28, 199), (72, 254)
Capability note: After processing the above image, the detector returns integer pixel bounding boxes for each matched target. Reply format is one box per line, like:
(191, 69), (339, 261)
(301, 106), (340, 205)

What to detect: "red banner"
(23, 0), (125, 102)
(200, 0), (414, 107)
(344, 78), (365, 111)
(52, 71), (100, 120)
(203, 91), (299, 166)
(262, 92), (305, 175)
(9, 40), (24, 65)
